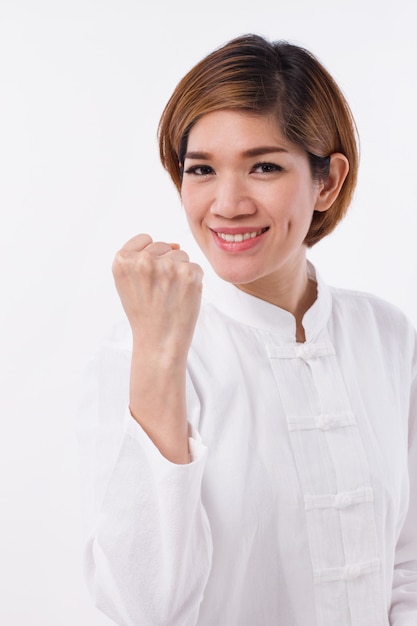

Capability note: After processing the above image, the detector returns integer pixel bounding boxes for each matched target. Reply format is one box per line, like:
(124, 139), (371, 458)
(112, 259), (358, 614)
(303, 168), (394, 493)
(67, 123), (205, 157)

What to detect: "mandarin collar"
(202, 261), (332, 344)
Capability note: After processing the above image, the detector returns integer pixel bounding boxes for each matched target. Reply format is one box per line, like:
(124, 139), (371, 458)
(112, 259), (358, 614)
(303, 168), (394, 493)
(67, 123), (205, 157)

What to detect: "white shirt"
(77, 265), (417, 626)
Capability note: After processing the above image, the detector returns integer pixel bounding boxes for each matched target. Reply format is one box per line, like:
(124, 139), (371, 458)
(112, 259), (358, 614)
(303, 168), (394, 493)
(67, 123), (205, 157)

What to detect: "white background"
(0, 0), (416, 623)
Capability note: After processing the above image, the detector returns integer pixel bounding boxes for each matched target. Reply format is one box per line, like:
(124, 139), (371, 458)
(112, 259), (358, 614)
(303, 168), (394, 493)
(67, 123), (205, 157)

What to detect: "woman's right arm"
(77, 234), (212, 625)
(113, 233), (204, 464)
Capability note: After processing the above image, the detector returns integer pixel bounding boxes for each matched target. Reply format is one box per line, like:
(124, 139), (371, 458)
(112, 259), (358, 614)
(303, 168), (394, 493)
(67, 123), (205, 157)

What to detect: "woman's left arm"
(390, 338), (417, 625)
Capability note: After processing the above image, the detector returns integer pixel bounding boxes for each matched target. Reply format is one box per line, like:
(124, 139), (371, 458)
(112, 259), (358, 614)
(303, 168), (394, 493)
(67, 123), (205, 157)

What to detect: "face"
(180, 110), (325, 294)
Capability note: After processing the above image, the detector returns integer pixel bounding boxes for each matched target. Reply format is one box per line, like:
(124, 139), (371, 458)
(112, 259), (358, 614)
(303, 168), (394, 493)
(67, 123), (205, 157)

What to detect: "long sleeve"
(389, 334), (417, 625)
(77, 331), (213, 626)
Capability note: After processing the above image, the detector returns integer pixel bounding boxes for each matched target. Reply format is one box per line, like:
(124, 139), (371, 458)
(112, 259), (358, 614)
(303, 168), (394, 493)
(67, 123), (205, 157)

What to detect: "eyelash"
(184, 165), (214, 176)
(252, 162), (284, 174)
(183, 162), (284, 177)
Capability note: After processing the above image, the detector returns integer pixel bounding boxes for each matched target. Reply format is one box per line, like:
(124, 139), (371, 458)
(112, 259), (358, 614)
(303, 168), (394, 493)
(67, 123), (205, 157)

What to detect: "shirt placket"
(267, 334), (387, 626)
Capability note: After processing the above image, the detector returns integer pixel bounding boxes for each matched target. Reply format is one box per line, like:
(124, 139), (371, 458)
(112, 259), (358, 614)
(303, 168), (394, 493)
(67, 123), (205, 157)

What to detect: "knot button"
(344, 564), (361, 580)
(317, 414), (336, 430)
(297, 343), (316, 360)
(335, 493), (352, 509)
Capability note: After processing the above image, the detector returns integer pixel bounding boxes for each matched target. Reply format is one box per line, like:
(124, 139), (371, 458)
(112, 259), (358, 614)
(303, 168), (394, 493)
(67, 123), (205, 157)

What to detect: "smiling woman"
(78, 34), (417, 626)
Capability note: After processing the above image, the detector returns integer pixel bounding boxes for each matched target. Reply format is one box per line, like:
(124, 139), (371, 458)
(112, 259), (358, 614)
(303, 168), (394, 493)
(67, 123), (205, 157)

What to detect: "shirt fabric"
(77, 264), (417, 626)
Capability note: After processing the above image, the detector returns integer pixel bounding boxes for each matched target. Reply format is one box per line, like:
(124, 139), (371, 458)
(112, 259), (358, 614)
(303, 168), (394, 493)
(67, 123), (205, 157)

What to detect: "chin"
(211, 264), (263, 286)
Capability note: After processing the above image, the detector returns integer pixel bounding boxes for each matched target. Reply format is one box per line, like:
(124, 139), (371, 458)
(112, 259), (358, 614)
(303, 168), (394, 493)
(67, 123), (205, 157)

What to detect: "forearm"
(129, 342), (190, 464)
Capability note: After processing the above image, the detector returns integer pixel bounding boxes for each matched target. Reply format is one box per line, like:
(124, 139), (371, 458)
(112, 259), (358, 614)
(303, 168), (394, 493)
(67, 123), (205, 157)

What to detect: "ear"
(314, 153), (350, 213)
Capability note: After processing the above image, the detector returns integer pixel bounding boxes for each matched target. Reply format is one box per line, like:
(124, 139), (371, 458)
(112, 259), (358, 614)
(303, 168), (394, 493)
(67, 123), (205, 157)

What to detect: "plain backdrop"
(0, 0), (416, 623)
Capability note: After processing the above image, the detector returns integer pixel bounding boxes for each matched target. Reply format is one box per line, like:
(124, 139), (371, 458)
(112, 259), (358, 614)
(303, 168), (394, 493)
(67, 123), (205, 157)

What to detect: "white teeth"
(216, 229), (265, 242)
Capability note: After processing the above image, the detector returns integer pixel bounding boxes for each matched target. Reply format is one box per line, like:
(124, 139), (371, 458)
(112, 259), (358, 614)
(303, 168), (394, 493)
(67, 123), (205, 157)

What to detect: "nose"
(210, 175), (256, 218)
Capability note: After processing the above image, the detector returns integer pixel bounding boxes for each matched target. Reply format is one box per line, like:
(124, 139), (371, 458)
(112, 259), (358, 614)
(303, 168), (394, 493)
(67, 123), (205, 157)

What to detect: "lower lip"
(211, 229), (268, 252)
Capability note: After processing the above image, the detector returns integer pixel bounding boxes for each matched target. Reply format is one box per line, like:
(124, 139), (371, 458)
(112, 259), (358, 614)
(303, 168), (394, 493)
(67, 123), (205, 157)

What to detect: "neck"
(235, 256), (316, 343)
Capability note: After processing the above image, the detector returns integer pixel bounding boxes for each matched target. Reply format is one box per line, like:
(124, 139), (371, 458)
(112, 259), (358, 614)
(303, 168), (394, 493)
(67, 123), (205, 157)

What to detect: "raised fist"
(112, 234), (203, 362)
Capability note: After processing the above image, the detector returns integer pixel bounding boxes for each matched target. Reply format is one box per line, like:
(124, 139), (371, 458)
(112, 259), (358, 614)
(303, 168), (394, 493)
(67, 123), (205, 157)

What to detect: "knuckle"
(138, 249), (152, 264)
(112, 248), (155, 280)
(135, 251), (155, 275)
(112, 249), (129, 277)
(181, 262), (203, 287)
(179, 250), (190, 262)
(176, 261), (192, 278)
(191, 263), (204, 280)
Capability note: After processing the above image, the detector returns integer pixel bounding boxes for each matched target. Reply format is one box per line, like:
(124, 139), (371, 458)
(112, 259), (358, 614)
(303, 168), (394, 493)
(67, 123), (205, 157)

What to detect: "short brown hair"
(158, 34), (359, 246)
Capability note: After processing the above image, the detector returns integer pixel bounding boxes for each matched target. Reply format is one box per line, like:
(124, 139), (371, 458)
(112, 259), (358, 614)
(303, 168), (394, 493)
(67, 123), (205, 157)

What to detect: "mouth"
(213, 228), (269, 243)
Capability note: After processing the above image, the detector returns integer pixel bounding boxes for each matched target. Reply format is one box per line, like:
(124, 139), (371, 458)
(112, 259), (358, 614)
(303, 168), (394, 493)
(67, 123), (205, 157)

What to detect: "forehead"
(186, 109), (288, 150)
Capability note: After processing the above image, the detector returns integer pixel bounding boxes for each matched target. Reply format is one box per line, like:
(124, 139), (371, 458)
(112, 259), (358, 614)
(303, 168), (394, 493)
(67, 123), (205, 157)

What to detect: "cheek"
(287, 185), (318, 217)
(181, 197), (201, 236)
(181, 188), (206, 222)
(180, 189), (192, 217)
(274, 189), (317, 236)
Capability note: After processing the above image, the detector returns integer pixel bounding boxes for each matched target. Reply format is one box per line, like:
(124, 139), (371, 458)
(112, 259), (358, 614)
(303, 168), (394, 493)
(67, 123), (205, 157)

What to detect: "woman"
(78, 35), (417, 625)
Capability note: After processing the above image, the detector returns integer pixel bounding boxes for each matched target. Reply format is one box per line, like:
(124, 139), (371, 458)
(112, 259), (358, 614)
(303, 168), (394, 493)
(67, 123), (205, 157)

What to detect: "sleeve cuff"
(124, 409), (208, 468)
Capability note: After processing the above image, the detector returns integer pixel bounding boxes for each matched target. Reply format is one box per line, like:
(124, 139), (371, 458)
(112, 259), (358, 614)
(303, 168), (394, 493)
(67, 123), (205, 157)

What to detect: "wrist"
(131, 336), (189, 369)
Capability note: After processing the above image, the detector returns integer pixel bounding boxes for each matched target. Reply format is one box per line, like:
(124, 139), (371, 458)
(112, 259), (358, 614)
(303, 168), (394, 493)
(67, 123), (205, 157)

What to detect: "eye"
(252, 162), (284, 174)
(184, 165), (215, 177)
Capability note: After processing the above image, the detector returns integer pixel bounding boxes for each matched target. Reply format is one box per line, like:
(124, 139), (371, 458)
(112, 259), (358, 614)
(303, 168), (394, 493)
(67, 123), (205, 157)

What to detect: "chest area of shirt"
(189, 327), (408, 523)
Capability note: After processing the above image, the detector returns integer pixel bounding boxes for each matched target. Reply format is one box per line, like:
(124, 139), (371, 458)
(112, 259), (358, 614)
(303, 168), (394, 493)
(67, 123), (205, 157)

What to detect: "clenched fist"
(112, 233), (204, 362)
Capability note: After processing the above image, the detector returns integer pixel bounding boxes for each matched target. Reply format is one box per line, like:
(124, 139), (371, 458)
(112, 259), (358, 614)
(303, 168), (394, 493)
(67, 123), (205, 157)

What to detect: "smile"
(215, 228), (268, 243)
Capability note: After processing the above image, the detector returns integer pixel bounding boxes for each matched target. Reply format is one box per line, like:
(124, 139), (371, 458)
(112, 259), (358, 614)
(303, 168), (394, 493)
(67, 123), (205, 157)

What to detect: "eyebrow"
(183, 146), (289, 160)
